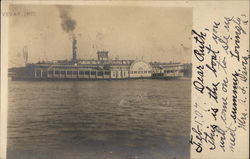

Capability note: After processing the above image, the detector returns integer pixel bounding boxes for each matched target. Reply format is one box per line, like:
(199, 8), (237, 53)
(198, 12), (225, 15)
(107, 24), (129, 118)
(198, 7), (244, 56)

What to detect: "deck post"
(34, 69), (37, 78)
(77, 68), (79, 79)
(53, 67), (55, 79)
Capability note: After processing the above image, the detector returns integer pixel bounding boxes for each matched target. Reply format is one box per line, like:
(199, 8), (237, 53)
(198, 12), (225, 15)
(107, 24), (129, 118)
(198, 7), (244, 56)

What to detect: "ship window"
(91, 71), (96, 75)
(42, 72), (47, 76)
(105, 71), (111, 75)
(98, 71), (103, 76)
(85, 71), (90, 75)
(61, 71), (66, 75)
(73, 71), (78, 75)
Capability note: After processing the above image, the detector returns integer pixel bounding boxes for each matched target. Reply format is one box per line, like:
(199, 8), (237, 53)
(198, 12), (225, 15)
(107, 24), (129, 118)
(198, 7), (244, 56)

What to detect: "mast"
(23, 46), (28, 65)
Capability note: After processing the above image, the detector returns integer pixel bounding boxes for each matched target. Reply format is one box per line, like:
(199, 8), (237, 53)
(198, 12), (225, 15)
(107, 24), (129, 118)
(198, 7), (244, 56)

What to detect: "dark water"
(8, 79), (191, 159)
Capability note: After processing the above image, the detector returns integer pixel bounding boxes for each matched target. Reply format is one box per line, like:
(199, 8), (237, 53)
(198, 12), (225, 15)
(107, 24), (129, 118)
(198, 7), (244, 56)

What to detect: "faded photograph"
(7, 4), (192, 159)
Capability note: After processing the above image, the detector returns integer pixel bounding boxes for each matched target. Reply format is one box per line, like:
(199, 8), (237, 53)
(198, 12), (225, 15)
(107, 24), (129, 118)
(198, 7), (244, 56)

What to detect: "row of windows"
(79, 61), (131, 65)
(40, 70), (182, 77)
(111, 70), (153, 77)
(164, 70), (179, 73)
(41, 70), (181, 74)
(44, 70), (152, 75)
(111, 70), (151, 75)
(40, 70), (167, 76)
(112, 71), (127, 77)
(130, 71), (151, 74)
(45, 71), (111, 76)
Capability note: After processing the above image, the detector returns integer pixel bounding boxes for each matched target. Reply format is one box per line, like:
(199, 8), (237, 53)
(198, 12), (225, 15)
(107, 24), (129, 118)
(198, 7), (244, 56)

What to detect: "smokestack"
(72, 36), (77, 63)
(57, 6), (78, 63)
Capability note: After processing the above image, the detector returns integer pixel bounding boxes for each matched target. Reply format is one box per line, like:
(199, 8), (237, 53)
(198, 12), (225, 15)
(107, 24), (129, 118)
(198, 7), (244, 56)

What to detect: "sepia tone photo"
(6, 4), (192, 159)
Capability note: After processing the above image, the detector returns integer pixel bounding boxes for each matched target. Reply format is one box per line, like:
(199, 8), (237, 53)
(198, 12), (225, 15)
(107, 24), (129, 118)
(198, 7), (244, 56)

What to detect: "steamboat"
(9, 37), (190, 81)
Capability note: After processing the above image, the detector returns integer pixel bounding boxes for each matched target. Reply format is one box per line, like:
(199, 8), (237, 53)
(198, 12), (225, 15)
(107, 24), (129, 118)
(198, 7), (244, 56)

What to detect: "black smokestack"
(72, 35), (77, 63)
(57, 6), (76, 33)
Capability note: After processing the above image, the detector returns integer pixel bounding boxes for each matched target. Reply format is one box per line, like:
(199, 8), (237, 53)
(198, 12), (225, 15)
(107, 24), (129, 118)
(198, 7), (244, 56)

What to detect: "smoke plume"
(57, 6), (76, 33)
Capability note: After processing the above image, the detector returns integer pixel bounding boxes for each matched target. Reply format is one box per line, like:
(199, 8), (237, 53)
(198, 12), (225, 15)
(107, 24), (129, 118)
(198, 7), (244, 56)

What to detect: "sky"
(8, 5), (192, 67)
